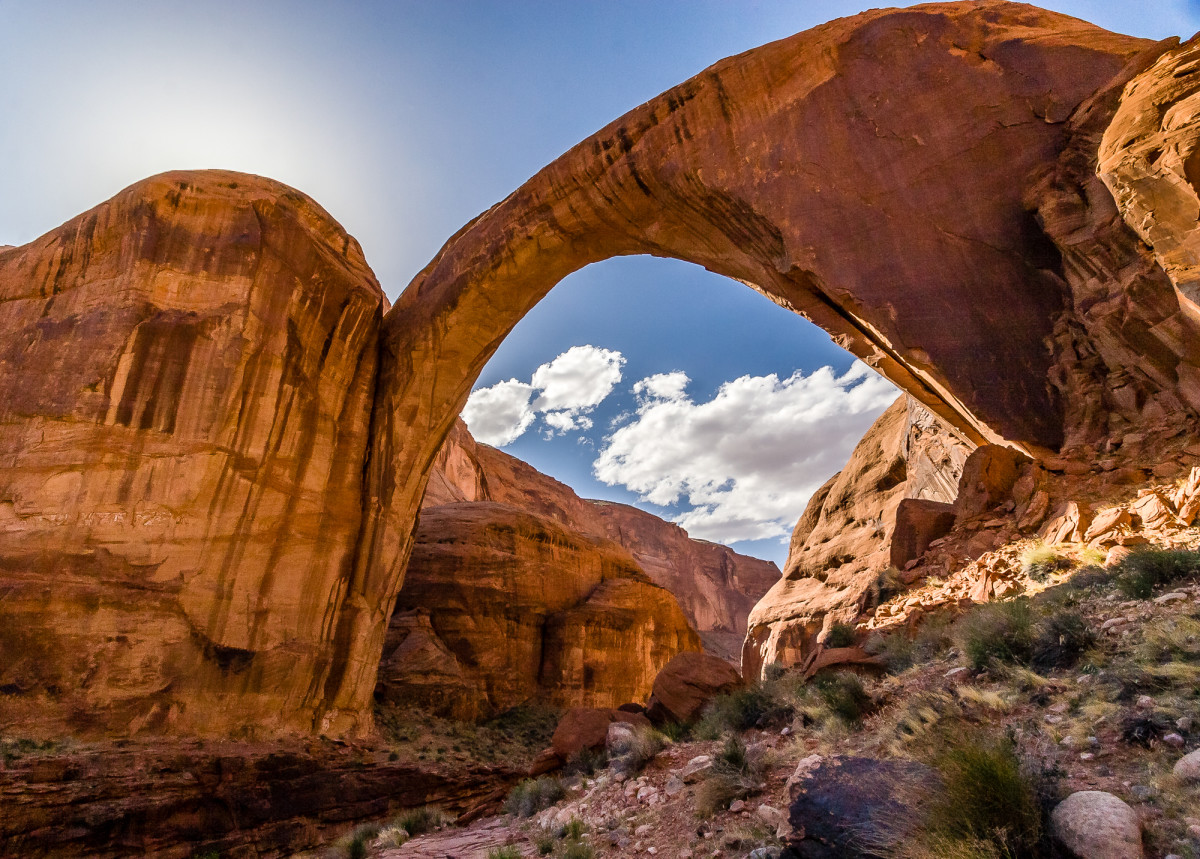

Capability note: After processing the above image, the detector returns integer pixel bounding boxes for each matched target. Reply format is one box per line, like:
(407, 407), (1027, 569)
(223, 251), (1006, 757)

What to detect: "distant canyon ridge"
(4, 1), (1200, 737)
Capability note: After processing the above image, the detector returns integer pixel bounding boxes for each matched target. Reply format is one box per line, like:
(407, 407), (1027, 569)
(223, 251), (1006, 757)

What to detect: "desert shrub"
(866, 631), (917, 674)
(696, 679), (796, 738)
(657, 719), (691, 742)
(343, 823), (379, 859)
(826, 622), (858, 649)
(394, 805), (449, 836)
(1021, 543), (1073, 582)
(487, 848), (522, 859)
(560, 842), (595, 859)
(535, 832), (556, 855)
(1031, 608), (1096, 671)
(504, 776), (566, 818)
(696, 735), (765, 817)
(1114, 546), (1200, 599)
(609, 725), (666, 775)
(814, 672), (873, 725)
(373, 825), (409, 848)
(957, 599), (1034, 670)
(763, 661), (788, 682)
(563, 745), (607, 776)
(562, 818), (587, 839)
(1062, 563), (1114, 592)
(891, 732), (1046, 859)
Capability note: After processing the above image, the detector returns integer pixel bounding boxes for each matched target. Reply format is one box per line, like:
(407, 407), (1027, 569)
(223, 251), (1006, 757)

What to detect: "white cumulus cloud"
(593, 361), (898, 544)
(462, 345), (624, 445)
(460, 379), (537, 446)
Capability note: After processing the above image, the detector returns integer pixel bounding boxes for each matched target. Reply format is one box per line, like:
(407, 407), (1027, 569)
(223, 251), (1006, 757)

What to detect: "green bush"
(1031, 608), (1096, 671)
(866, 631), (917, 674)
(608, 725), (666, 775)
(696, 677), (797, 738)
(535, 832), (556, 855)
(394, 805), (449, 836)
(560, 842), (595, 859)
(657, 719), (691, 742)
(894, 732), (1045, 859)
(562, 818), (587, 839)
(503, 776), (566, 818)
(957, 599), (1034, 670)
(814, 671), (873, 725)
(825, 622), (858, 648)
(563, 745), (607, 777)
(1114, 547), (1200, 598)
(343, 823), (379, 859)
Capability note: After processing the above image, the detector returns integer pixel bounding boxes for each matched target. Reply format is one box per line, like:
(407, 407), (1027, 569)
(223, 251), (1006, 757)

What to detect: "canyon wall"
(419, 420), (778, 662)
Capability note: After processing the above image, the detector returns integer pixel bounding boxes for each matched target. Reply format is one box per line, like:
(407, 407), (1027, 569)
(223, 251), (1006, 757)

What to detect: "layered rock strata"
(418, 419), (779, 662)
(375, 502), (700, 720)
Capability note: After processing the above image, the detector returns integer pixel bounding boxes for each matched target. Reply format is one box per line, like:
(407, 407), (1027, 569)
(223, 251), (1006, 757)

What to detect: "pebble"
(635, 825), (653, 837)
(944, 666), (971, 679)
(1173, 749), (1200, 783)
(1136, 695), (1156, 710)
(1163, 732), (1185, 748)
(647, 848), (657, 855)
(1080, 752), (1096, 761)
(729, 799), (746, 813)
(1153, 592), (1188, 604)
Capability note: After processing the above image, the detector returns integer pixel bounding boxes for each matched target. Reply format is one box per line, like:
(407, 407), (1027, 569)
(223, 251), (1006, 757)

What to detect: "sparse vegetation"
(375, 702), (560, 769)
(607, 724), (667, 775)
(563, 745), (607, 777)
(487, 848), (522, 859)
(695, 734), (765, 817)
(825, 621), (858, 648)
(504, 775), (566, 818)
(957, 598), (1035, 670)
(814, 671), (873, 725)
(888, 731), (1051, 859)
(697, 681), (795, 737)
(394, 805), (450, 837)
(341, 823), (379, 859)
(1031, 607), (1096, 671)
(1021, 543), (1073, 582)
(560, 841), (595, 859)
(1113, 546), (1200, 598)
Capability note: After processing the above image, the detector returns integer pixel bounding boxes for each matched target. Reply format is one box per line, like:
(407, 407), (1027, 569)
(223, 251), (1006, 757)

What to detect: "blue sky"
(3, 1), (1198, 564)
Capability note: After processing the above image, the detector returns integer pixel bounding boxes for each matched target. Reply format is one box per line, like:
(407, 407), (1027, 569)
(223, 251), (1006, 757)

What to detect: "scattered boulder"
(1041, 501), (1092, 545)
(1173, 749), (1200, 783)
(798, 646), (884, 682)
(646, 652), (743, 725)
(954, 445), (1031, 518)
(1085, 507), (1132, 544)
(786, 756), (937, 857)
(891, 499), (957, 569)
(1129, 491), (1179, 533)
(550, 707), (650, 761)
(1050, 791), (1143, 859)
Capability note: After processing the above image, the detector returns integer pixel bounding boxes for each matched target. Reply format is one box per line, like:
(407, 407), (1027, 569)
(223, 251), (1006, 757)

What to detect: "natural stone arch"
(319, 3), (1151, 716)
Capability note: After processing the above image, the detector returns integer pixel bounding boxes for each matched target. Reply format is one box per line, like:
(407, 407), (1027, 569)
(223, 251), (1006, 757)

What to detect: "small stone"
(1102, 617), (1127, 632)
(1130, 784), (1156, 802)
(665, 776), (685, 796)
(1136, 695), (1155, 710)
(1177, 716), (1194, 732)
(944, 666), (971, 679)
(1164, 732), (1185, 748)
(1189, 824), (1200, 839)
(1045, 714), (1064, 725)
(755, 804), (786, 827)
(647, 848), (657, 855)
(1049, 701), (1070, 714)
(635, 825), (653, 837)
(1080, 752), (1096, 761)
(729, 799), (746, 813)
(1061, 735), (1076, 747)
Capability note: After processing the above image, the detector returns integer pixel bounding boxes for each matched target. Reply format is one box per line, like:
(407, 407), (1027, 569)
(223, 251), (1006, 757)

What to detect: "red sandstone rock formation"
(374, 502), (700, 720)
(4, 3), (1200, 739)
(741, 397), (972, 679)
(645, 651), (743, 725)
(0, 172), (385, 737)
(418, 419), (779, 663)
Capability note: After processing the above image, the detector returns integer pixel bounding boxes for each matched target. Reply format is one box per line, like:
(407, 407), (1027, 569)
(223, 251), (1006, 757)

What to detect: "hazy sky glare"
(4, 1), (1199, 564)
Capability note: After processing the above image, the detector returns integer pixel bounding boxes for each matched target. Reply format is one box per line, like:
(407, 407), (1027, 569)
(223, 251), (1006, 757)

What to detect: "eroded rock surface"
(742, 397), (971, 678)
(0, 172), (385, 737)
(375, 503), (700, 720)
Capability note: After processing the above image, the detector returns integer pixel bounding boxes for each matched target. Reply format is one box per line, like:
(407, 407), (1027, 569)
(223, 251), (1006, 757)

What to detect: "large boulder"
(953, 445), (1031, 519)
(1050, 791), (1144, 859)
(0, 171), (385, 737)
(375, 502), (700, 720)
(550, 706), (650, 760)
(784, 756), (936, 858)
(646, 651), (743, 725)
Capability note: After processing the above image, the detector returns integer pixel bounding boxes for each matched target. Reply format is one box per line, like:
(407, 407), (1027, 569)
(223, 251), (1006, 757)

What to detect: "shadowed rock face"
(0, 172), (384, 736)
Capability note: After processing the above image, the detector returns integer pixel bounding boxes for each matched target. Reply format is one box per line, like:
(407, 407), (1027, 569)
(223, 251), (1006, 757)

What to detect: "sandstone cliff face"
(417, 419), (778, 663)
(0, 172), (384, 736)
(375, 502), (700, 720)
(742, 397), (972, 679)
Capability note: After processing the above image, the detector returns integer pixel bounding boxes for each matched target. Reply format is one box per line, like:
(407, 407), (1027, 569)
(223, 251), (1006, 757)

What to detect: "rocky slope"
(419, 419), (779, 663)
(742, 396), (973, 679)
(375, 502), (700, 720)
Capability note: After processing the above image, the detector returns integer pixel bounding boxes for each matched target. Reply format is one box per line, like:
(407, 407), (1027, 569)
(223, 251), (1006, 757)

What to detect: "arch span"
(319, 3), (1155, 714)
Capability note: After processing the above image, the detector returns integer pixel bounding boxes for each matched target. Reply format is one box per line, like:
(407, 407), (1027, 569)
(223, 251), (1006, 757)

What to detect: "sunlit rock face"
(741, 397), (972, 679)
(417, 419), (779, 664)
(0, 172), (384, 736)
(375, 502), (701, 720)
